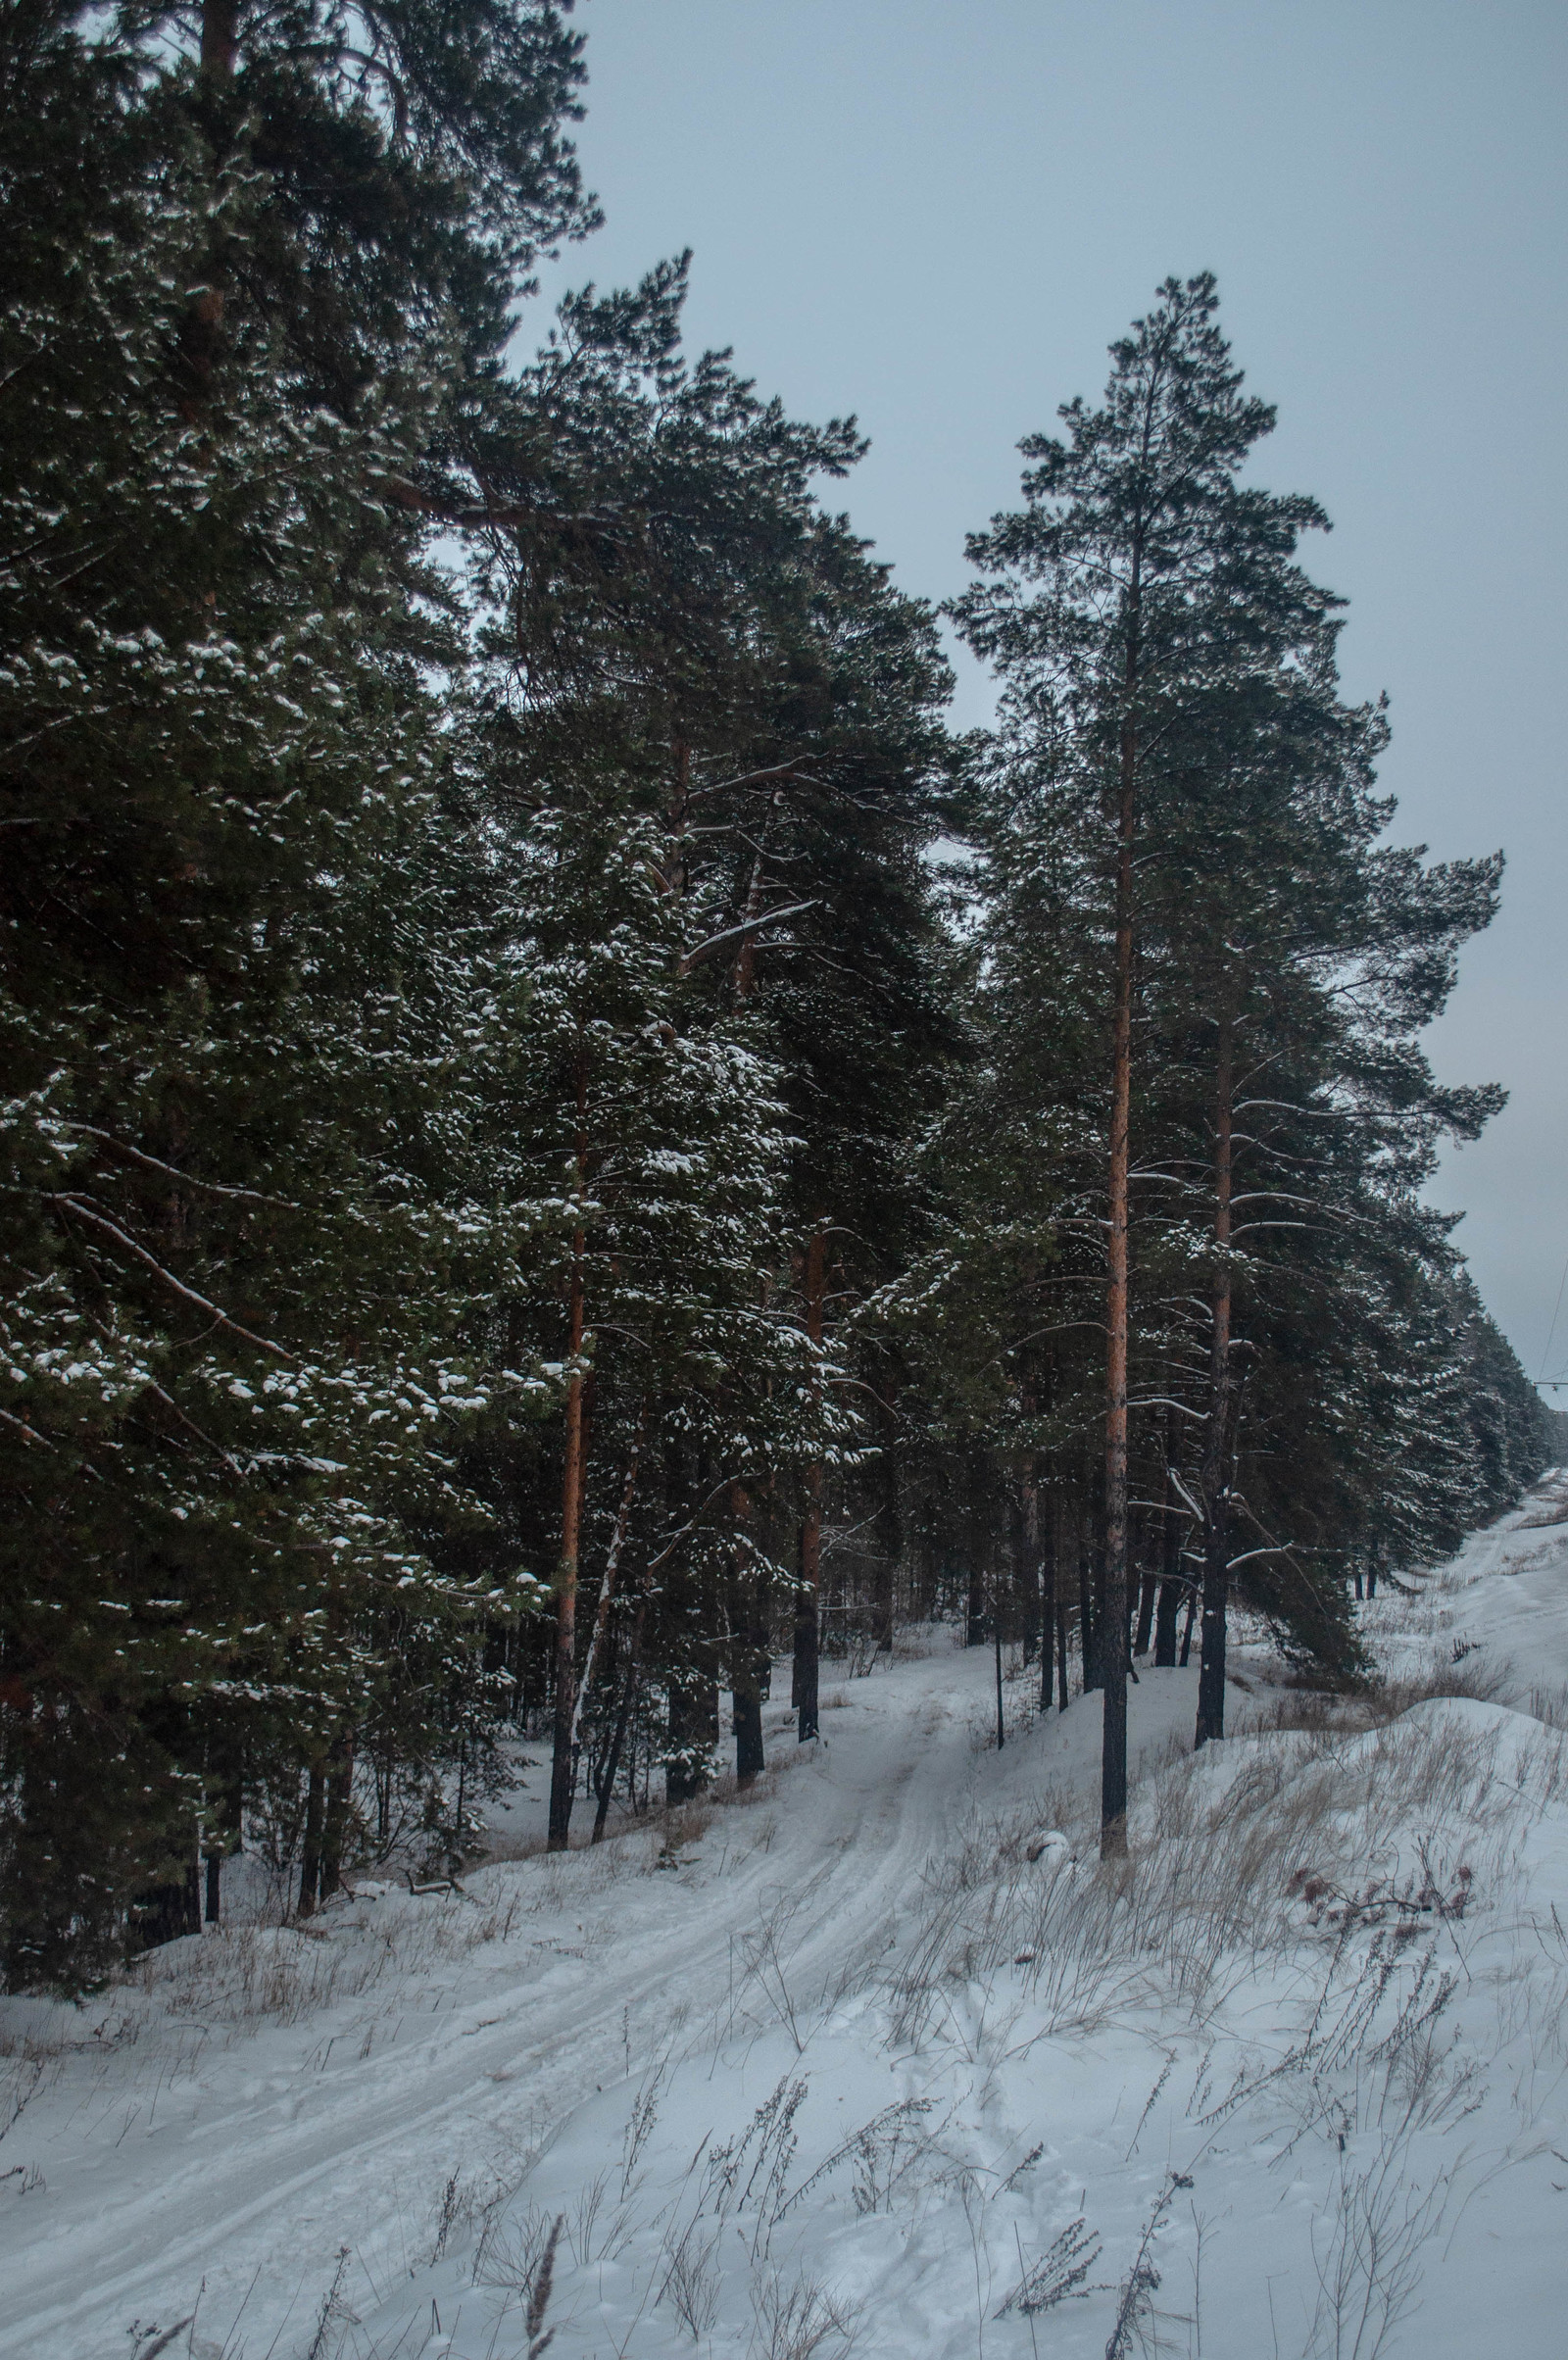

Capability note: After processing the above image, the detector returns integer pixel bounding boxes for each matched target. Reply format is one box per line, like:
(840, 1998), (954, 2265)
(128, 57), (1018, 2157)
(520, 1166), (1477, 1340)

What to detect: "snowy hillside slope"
(4, 1482), (1568, 2360)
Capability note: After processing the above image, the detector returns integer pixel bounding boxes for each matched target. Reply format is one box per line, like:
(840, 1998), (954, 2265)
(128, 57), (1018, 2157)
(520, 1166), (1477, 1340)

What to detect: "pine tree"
(458, 262), (954, 1799)
(0, 1), (588, 1982)
(950, 272), (1520, 1791)
(954, 274), (1336, 1848)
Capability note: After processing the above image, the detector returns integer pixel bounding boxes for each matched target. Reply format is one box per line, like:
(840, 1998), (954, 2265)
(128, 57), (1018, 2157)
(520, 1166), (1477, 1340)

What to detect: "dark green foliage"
(0, 21), (1535, 1983)
(0, 1), (577, 1984)
(931, 276), (1534, 1706)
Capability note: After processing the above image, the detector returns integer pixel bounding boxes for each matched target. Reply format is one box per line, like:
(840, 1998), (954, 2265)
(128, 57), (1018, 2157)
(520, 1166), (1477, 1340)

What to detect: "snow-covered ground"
(6, 1486), (1568, 2360)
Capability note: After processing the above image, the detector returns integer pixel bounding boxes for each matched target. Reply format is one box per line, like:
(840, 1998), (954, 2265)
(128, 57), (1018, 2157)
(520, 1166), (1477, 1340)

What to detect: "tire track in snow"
(0, 1666), (982, 2360)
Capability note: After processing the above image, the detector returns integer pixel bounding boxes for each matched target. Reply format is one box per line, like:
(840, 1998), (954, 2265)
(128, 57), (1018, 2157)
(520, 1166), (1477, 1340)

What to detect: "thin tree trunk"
(873, 1417), (899, 1651)
(1179, 1586), (1197, 1666)
(1154, 1405), (1183, 1666)
(1196, 995), (1236, 1749)
(567, 1402), (646, 1763)
(1056, 1587), (1070, 1711)
(548, 1061), (591, 1851)
(732, 781), (787, 1000)
(1102, 686), (1137, 1856)
(297, 1764), (323, 1917)
(794, 1477), (821, 1739)
(668, 738), (690, 897)
(994, 1587), (1005, 1750)
(1078, 1514), (1098, 1694)
(794, 1225), (826, 1742)
(593, 1600), (646, 1844)
(1039, 1486), (1056, 1712)
(965, 1549), (986, 1647)
(203, 1749), (241, 1925)
(320, 1733), (352, 1897)
(729, 1484), (766, 1786)
(1019, 1478), (1041, 1666)
(1134, 1568), (1156, 1658)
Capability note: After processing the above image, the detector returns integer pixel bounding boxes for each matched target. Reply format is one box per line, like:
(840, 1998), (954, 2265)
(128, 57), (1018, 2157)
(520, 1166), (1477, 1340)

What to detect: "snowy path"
(5, 1484), (1568, 2359)
(0, 1647), (1196, 2360)
(1365, 1463), (1568, 1703)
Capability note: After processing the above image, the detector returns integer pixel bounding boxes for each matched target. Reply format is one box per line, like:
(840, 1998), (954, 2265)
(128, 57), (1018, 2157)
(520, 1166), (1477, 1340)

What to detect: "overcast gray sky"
(533, 0), (1567, 1384)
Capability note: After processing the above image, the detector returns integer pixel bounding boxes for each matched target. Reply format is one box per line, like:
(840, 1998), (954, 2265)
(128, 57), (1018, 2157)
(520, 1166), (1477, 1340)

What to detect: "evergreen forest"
(1, 0), (1548, 1990)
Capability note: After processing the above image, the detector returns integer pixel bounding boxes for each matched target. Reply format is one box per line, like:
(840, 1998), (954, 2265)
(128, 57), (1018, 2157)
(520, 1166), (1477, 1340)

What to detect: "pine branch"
(48, 1198), (296, 1361)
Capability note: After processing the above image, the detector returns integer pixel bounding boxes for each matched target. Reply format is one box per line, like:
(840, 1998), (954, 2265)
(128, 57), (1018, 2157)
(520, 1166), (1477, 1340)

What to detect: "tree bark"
(320, 1732), (352, 1897)
(1102, 693), (1136, 1855)
(794, 1225), (826, 1741)
(203, 1749), (241, 1924)
(548, 1062), (591, 1850)
(1019, 1478), (1041, 1666)
(1153, 1405), (1183, 1666)
(1038, 1483), (1055, 1711)
(729, 1484), (767, 1786)
(994, 1593), (1005, 1749)
(297, 1763), (323, 1917)
(1056, 1585), (1070, 1711)
(1078, 1511), (1098, 1694)
(1134, 1567), (1156, 1658)
(593, 1600), (646, 1843)
(965, 1548), (987, 1648)
(872, 1419), (899, 1651)
(201, 0), (238, 77)
(568, 1403), (645, 1764)
(1196, 995), (1236, 1749)
(668, 738), (690, 898)
(1179, 1586), (1197, 1667)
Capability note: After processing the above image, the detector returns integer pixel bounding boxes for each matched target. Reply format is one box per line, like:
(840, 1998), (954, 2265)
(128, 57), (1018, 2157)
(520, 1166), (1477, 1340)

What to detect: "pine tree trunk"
(203, 1750), (241, 1925)
(1037, 1482), (1054, 1709)
(1019, 1480), (1041, 1666)
(1196, 997), (1236, 1749)
(320, 1734), (352, 1897)
(593, 1601), (645, 1844)
(200, 0), (237, 76)
(1154, 1407), (1183, 1667)
(1078, 1515), (1098, 1694)
(1134, 1569), (1156, 1658)
(965, 1549), (986, 1647)
(994, 1586), (1005, 1748)
(732, 1671), (764, 1782)
(1102, 711), (1136, 1856)
(668, 738), (690, 897)
(568, 1405), (645, 1764)
(729, 1485), (766, 1786)
(873, 1411), (900, 1650)
(1056, 1587), (1070, 1711)
(548, 1215), (588, 1851)
(794, 1226), (826, 1742)
(794, 1475), (821, 1740)
(297, 1764), (323, 1917)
